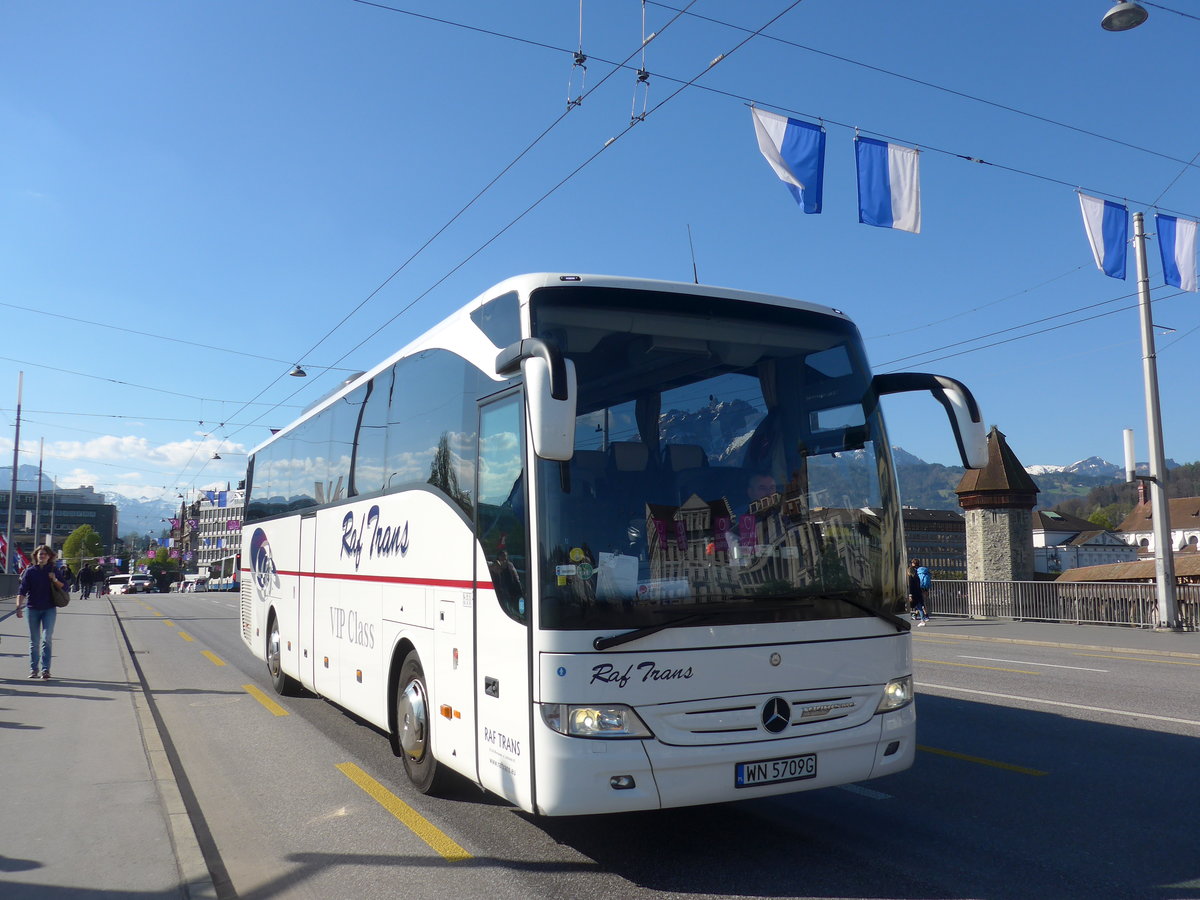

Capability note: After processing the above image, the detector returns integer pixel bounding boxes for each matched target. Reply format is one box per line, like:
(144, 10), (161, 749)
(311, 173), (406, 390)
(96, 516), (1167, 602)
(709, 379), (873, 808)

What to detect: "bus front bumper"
(531, 704), (915, 816)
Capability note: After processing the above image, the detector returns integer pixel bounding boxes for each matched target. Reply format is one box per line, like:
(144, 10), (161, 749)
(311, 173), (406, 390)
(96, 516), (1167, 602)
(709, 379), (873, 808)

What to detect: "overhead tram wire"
(865, 265), (1088, 340)
(876, 289), (1187, 371)
(219, 0), (704, 445)
(353, 3), (1200, 219)
(0, 300), (358, 374)
(0, 352), (301, 407)
(226, 0), (808, 443)
(1141, 2), (1200, 23)
(646, 0), (1200, 175)
(356, 1), (1200, 183)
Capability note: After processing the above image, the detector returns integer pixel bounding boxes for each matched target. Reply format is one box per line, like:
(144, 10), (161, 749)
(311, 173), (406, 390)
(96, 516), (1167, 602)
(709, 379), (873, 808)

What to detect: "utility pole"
(5, 371), (22, 573)
(1132, 212), (1181, 630)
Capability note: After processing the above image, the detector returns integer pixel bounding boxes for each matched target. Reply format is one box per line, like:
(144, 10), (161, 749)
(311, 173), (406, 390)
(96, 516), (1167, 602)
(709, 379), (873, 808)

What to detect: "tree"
(1087, 509), (1116, 530)
(145, 547), (181, 590)
(62, 525), (104, 571)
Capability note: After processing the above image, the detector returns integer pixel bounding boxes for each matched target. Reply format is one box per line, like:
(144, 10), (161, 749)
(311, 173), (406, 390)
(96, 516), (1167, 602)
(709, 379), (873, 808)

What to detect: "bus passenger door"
(474, 392), (534, 811)
(297, 513), (317, 691)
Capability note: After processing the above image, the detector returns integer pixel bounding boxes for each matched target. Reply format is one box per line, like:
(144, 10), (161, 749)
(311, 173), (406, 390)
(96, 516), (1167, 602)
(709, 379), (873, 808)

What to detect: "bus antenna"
(687, 224), (699, 284)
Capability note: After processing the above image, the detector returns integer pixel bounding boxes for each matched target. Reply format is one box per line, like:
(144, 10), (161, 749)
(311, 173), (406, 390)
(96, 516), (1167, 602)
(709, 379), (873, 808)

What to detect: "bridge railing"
(925, 580), (1200, 631)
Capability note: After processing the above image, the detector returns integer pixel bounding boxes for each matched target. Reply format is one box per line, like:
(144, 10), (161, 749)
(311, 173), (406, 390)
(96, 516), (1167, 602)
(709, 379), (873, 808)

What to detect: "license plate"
(735, 753), (817, 788)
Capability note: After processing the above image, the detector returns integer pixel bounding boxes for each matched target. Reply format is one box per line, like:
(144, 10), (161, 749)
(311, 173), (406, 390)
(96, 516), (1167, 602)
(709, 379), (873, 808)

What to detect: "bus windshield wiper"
(593, 613), (715, 651)
(592, 604), (799, 651)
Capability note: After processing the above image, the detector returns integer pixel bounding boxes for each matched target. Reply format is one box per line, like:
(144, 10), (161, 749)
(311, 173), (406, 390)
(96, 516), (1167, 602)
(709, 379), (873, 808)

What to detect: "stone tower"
(955, 426), (1039, 581)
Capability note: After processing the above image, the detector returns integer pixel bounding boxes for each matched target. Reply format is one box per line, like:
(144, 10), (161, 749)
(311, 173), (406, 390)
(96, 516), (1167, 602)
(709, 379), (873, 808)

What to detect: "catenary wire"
(211, 0), (703, 453)
(224, 0), (809, 446)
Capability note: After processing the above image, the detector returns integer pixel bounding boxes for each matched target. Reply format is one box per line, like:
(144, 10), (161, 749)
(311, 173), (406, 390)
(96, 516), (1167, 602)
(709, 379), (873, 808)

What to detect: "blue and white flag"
(1155, 213), (1197, 292)
(1078, 193), (1127, 279)
(855, 136), (921, 233)
(750, 107), (825, 214)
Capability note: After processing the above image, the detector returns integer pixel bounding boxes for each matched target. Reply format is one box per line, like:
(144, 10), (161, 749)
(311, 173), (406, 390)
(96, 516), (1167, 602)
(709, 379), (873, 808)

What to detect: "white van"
(106, 575), (133, 595)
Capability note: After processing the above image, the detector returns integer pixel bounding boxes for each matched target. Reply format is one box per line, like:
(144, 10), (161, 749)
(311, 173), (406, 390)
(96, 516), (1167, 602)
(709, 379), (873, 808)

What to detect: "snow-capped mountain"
(1025, 457), (1180, 479)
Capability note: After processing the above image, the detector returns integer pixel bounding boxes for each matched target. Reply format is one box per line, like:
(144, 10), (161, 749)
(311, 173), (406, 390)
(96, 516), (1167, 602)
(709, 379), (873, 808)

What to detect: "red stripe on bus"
(263, 568), (489, 591)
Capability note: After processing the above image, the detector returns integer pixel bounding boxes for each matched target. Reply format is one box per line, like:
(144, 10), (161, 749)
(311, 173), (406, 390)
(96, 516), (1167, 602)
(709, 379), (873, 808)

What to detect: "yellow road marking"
(243, 683), (289, 717)
(177, 631), (194, 642)
(918, 745), (1047, 776)
(1074, 652), (1200, 667)
(163, 620), (174, 626)
(915, 658), (1041, 675)
(336, 762), (471, 861)
(202, 650), (226, 666)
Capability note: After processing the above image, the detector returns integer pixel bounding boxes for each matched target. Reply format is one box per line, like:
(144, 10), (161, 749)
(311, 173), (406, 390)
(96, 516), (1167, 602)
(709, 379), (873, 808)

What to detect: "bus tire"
(267, 613), (299, 696)
(395, 651), (446, 794)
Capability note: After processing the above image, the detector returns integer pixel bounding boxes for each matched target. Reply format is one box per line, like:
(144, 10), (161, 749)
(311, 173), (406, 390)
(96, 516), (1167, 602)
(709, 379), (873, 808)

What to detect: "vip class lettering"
(341, 505), (409, 570)
(330, 606), (376, 648)
(590, 660), (694, 688)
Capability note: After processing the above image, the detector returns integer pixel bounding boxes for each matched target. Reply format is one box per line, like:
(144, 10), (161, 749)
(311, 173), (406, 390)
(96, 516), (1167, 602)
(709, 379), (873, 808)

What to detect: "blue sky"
(3, 0), (1199, 502)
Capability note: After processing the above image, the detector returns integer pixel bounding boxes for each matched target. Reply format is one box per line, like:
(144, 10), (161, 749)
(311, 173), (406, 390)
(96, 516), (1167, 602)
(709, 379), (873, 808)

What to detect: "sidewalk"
(0, 598), (215, 900)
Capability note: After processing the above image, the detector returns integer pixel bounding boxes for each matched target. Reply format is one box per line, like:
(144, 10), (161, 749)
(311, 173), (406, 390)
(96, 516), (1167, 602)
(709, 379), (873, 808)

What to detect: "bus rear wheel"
(395, 651), (447, 794)
(267, 614), (299, 696)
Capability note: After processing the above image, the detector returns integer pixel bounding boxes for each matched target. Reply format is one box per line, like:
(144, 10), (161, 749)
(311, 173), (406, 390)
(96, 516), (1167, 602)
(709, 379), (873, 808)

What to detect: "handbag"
(50, 581), (71, 608)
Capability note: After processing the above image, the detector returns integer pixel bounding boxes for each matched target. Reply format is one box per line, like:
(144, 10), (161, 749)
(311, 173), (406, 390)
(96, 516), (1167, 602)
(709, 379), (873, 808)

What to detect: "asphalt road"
(116, 593), (1200, 900)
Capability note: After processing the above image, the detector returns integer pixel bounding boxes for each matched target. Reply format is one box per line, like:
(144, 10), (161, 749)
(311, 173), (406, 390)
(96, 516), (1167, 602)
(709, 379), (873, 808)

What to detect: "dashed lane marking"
(336, 762), (471, 862)
(917, 744), (1047, 776)
(242, 683), (289, 717)
(915, 658), (1042, 675)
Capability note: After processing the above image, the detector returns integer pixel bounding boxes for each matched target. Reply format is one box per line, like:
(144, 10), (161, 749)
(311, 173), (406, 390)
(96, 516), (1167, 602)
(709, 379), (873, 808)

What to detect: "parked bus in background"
(209, 554), (240, 591)
(239, 273), (986, 816)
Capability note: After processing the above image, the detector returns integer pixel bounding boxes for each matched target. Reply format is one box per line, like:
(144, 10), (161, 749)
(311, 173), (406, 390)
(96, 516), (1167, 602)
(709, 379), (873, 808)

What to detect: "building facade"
(899, 507), (967, 578)
(0, 484), (119, 564)
(193, 488), (244, 574)
(1033, 509), (1138, 575)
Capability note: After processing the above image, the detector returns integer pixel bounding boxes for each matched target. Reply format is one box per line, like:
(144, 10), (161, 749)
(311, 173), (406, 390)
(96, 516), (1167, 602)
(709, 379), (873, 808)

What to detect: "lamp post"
(1132, 212), (1181, 631)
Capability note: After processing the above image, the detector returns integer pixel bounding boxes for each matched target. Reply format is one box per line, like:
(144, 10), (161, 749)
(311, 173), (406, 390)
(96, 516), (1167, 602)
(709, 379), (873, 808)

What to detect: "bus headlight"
(540, 703), (653, 738)
(875, 675), (914, 713)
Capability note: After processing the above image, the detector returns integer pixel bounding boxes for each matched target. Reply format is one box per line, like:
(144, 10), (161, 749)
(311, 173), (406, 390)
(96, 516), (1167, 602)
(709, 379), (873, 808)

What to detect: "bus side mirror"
(496, 338), (578, 461)
(526, 356), (577, 460)
(872, 372), (988, 469)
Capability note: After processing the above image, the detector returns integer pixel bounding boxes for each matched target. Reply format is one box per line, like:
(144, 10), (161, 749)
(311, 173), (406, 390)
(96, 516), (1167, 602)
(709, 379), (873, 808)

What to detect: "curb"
(111, 607), (219, 900)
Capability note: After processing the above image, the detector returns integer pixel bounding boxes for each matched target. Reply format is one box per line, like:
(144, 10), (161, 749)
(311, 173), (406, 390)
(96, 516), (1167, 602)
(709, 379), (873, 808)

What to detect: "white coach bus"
(240, 273), (986, 816)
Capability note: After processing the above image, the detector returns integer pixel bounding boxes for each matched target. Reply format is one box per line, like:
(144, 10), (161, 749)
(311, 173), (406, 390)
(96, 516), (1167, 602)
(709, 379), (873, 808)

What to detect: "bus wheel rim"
(398, 678), (428, 760)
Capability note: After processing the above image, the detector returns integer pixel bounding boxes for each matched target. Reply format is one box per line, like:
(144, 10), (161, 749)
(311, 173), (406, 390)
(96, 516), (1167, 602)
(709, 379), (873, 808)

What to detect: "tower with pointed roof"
(955, 426), (1039, 581)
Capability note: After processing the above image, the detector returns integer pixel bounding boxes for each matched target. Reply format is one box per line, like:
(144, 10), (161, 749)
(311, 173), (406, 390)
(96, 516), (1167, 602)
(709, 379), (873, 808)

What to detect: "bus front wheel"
(267, 614), (299, 696)
(395, 651), (446, 794)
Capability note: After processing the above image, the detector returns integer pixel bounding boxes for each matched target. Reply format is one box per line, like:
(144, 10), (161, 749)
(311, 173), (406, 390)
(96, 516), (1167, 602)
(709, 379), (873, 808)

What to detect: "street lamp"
(1101, 2), (1149, 31)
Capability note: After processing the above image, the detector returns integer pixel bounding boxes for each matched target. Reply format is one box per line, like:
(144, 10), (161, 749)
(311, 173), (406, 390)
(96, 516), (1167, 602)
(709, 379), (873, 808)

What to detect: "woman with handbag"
(15, 545), (67, 680)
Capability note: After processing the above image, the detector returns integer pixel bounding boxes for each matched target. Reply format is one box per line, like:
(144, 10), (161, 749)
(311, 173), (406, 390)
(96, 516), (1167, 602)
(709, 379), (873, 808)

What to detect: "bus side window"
(477, 395), (528, 623)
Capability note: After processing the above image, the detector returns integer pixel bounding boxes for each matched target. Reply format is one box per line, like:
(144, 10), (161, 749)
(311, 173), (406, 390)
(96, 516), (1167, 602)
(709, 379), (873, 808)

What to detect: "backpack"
(917, 566), (931, 589)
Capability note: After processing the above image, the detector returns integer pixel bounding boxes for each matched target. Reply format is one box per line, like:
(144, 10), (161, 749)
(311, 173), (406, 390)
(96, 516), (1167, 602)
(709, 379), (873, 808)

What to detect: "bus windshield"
(531, 286), (902, 632)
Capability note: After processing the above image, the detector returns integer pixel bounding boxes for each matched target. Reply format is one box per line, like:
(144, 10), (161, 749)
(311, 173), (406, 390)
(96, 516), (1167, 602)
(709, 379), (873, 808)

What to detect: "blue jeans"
(27, 606), (57, 672)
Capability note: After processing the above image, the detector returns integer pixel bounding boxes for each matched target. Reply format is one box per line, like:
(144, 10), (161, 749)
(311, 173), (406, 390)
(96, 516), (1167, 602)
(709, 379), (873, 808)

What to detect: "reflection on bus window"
(477, 395), (528, 623)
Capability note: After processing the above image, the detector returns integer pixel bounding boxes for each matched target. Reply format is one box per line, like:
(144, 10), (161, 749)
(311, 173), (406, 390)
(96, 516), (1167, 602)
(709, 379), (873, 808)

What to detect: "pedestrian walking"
(907, 557), (930, 626)
(79, 563), (95, 600)
(15, 545), (66, 679)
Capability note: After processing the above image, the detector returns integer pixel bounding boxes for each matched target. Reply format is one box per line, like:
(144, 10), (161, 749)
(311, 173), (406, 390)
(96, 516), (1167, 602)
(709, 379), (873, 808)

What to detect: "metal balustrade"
(925, 580), (1200, 630)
